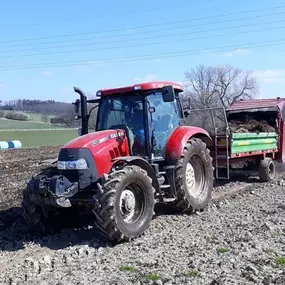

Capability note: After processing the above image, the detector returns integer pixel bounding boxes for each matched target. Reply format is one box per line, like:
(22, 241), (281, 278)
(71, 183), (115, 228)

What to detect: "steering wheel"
(109, 124), (135, 148)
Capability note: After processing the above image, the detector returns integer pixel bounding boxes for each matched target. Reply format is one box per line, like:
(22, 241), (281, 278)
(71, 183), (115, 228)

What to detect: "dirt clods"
(0, 146), (285, 284)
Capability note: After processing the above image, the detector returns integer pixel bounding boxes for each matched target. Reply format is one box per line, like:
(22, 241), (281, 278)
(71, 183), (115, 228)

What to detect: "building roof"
(96, 81), (184, 96)
(227, 98), (285, 112)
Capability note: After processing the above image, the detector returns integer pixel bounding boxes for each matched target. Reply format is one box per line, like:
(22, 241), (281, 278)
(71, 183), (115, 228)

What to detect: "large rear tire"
(172, 138), (213, 213)
(93, 165), (155, 242)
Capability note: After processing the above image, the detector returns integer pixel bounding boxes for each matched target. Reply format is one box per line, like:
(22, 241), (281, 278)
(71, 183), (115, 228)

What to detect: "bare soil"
(0, 147), (285, 285)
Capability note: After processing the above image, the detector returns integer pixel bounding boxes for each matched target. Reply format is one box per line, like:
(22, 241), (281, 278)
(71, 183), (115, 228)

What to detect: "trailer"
(186, 97), (285, 182)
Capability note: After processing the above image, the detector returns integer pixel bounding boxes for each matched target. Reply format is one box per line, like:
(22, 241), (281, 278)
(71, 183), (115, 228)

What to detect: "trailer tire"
(258, 157), (276, 182)
(93, 165), (155, 242)
(173, 138), (214, 213)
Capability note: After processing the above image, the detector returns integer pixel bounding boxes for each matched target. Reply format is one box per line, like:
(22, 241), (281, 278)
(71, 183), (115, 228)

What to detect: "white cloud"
(253, 69), (285, 83)
(0, 83), (6, 88)
(153, 58), (163, 63)
(74, 65), (85, 70)
(41, 70), (54, 76)
(222, 48), (251, 57)
(134, 74), (158, 82)
(121, 28), (136, 35)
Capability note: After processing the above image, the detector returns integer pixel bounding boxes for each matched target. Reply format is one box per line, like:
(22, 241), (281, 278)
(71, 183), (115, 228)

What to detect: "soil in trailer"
(227, 110), (277, 133)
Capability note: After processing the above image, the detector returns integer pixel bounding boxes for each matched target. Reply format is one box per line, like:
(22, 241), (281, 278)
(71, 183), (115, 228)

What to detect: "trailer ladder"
(215, 129), (230, 180)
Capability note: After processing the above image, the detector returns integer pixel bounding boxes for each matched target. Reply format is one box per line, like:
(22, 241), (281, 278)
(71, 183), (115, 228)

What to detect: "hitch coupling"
(30, 175), (79, 207)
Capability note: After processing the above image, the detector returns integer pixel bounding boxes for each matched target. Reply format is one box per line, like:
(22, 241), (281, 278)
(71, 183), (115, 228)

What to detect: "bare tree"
(182, 64), (259, 110)
(182, 64), (259, 134)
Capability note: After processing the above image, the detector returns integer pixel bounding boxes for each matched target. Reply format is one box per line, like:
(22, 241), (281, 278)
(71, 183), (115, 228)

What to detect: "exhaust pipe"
(74, 87), (88, 135)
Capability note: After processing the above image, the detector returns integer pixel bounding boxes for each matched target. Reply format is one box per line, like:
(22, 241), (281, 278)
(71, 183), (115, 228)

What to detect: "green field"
(0, 129), (78, 147)
(0, 118), (68, 130)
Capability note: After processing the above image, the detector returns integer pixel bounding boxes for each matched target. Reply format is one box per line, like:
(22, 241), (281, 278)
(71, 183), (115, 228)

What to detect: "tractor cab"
(22, 80), (214, 243)
(73, 82), (185, 160)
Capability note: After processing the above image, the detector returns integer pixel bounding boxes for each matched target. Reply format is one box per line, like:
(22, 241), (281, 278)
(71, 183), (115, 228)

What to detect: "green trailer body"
(231, 132), (278, 154)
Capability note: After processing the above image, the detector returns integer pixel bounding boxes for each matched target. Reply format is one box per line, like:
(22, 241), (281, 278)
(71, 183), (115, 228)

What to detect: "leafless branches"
(181, 64), (260, 134)
(182, 64), (259, 110)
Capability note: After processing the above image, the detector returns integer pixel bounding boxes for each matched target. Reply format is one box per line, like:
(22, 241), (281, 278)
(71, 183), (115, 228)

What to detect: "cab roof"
(96, 81), (184, 96)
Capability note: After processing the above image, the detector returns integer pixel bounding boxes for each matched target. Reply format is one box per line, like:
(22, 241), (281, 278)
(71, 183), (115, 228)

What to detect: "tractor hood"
(59, 129), (131, 179)
(63, 129), (126, 149)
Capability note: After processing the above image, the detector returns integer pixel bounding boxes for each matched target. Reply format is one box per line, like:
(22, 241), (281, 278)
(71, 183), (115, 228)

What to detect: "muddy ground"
(0, 147), (285, 285)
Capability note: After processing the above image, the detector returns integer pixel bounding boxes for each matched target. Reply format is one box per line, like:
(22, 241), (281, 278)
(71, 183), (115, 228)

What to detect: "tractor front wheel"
(21, 180), (58, 235)
(93, 165), (155, 242)
(173, 138), (213, 213)
(21, 172), (79, 235)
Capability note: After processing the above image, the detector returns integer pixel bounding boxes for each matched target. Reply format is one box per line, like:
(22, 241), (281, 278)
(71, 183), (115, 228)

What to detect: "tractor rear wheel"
(93, 165), (155, 242)
(258, 157), (276, 182)
(173, 138), (213, 213)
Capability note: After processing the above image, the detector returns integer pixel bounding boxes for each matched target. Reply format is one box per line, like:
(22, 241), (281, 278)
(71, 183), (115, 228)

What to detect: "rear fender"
(112, 156), (159, 191)
(165, 126), (212, 164)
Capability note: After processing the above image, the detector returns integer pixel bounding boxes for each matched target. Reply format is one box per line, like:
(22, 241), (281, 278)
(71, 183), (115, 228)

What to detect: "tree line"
(0, 99), (72, 115)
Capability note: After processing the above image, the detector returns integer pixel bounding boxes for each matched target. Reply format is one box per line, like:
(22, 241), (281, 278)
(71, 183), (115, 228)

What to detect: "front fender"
(165, 126), (212, 164)
(112, 156), (159, 191)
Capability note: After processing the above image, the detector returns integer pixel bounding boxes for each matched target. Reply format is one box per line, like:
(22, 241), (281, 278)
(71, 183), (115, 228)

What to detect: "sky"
(0, 0), (285, 103)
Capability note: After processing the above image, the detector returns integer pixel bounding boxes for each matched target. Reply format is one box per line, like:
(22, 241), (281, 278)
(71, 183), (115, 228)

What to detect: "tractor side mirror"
(161, 85), (175, 102)
(149, 107), (156, 113)
(184, 110), (190, 117)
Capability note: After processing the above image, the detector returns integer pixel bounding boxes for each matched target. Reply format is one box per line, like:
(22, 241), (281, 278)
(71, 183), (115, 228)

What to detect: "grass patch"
(0, 129), (78, 147)
(0, 118), (67, 130)
(275, 256), (285, 266)
(217, 247), (230, 254)
(146, 273), (161, 281)
(184, 270), (200, 278)
(119, 265), (162, 283)
(119, 265), (138, 273)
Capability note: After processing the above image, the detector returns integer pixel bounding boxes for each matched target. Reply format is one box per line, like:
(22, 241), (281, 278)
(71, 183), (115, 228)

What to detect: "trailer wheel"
(93, 165), (155, 242)
(173, 138), (214, 213)
(258, 157), (276, 182)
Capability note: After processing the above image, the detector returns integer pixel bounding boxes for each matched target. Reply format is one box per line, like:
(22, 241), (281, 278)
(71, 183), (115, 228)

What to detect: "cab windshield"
(96, 94), (146, 155)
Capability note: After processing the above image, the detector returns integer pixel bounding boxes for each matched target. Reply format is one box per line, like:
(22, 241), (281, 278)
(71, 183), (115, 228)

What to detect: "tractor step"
(160, 184), (170, 189)
(215, 127), (230, 180)
(163, 198), (176, 203)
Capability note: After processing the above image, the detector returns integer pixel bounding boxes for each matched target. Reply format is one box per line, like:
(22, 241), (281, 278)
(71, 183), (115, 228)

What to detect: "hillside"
(0, 117), (67, 130)
(0, 110), (78, 147)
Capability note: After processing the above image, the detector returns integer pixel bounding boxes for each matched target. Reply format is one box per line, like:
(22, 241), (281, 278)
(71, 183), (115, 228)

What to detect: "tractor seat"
(109, 124), (135, 152)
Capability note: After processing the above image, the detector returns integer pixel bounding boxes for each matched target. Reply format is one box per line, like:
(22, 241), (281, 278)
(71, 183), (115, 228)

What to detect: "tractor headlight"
(57, 158), (88, 170)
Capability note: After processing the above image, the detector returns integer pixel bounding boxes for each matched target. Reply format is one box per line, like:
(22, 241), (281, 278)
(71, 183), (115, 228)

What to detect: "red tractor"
(21, 81), (214, 242)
